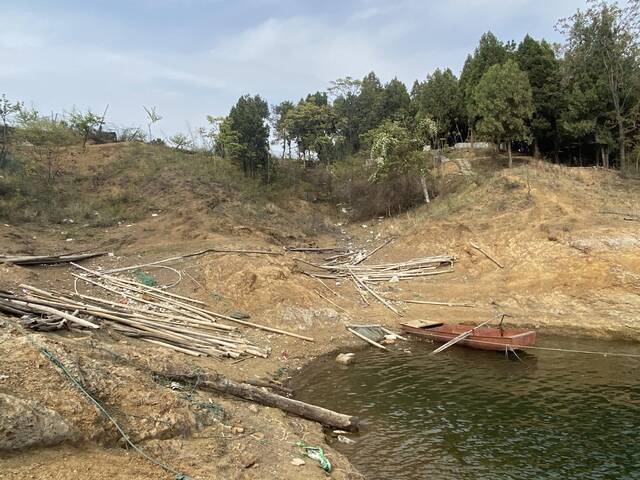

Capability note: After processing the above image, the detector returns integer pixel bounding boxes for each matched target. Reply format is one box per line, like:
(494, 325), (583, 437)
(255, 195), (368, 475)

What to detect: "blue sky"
(1, 0), (586, 137)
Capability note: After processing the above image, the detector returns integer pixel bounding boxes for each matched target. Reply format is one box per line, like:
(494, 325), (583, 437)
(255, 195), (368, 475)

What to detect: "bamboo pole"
(346, 327), (389, 351)
(431, 319), (492, 355)
(470, 242), (504, 269)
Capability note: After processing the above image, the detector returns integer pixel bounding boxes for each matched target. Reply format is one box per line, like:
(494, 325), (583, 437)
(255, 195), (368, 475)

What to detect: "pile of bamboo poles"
(301, 238), (455, 316)
(0, 261), (325, 357)
(308, 255), (455, 282)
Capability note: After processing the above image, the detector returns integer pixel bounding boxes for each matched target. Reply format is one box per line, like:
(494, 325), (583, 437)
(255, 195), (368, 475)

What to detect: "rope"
(35, 343), (194, 480)
(438, 336), (640, 358)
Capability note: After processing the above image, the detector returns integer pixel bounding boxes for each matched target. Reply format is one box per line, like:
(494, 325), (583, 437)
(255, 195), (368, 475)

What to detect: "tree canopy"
(472, 59), (534, 166)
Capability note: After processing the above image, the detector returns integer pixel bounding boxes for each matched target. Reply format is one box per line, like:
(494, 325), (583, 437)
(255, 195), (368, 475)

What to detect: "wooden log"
(159, 372), (359, 431)
(0, 252), (106, 266)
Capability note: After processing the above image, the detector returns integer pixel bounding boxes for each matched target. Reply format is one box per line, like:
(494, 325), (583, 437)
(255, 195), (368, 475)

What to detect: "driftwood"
(470, 242), (504, 269)
(0, 252), (106, 266)
(159, 372), (359, 431)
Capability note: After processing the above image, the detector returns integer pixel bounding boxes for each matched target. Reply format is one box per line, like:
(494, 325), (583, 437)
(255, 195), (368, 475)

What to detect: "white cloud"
(0, 0), (587, 135)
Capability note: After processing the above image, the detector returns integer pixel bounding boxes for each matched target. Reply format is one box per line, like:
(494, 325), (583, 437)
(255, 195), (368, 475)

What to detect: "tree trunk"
(420, 175), (430, 203)
(507, 141), (513, 168)
(159, 372), (359, 431)
(533, 138), (540, 159)
(618, 115), (626, 171)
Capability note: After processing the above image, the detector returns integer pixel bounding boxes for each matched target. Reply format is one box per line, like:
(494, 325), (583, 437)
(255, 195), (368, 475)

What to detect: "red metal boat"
(400, 320), (537, 351)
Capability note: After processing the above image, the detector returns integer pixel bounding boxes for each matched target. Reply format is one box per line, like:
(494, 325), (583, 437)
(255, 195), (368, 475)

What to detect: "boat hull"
(401, 323), (537, 351)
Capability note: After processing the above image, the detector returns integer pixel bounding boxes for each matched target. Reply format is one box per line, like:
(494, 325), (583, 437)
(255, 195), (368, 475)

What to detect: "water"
(293, 337), (640, 480)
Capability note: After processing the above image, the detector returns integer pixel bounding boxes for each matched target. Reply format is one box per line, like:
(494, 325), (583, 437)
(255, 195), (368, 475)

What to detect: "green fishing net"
(296, 441), (332, 472)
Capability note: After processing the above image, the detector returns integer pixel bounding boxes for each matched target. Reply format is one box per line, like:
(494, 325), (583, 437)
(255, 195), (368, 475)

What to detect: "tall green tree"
(558, 0), (640, 170)
(286, 99), (335, 163)
(412, 68), (464, 144)
(460, 31), (511, 136)
(221, 94), (270, 179)
(330, 77), (362, 155)
(271, 101), (294, 158)
(472, 59), (534, 167)
(516, 35), (565, 159)
(382, 78), (411, 121)
(356, 71), (385, 138)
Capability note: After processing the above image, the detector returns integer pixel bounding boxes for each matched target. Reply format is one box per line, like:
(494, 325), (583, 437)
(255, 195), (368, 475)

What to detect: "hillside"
(1, 144), (640, 479)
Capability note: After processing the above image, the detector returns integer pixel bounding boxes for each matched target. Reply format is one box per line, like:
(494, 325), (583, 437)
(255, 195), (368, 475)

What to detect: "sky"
(0, 0), (587, 137)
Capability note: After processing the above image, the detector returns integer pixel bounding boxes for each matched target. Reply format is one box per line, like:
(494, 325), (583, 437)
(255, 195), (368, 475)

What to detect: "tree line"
(1, 0), (638, 184)
(216, 0), (639, 179)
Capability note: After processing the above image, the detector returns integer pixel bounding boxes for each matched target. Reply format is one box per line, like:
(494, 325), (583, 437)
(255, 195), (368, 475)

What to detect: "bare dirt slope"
(1, 145), (639, 479)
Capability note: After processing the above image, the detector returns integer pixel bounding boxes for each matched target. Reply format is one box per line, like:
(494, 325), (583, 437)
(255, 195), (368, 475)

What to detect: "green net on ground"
(296, 441), (332, 472)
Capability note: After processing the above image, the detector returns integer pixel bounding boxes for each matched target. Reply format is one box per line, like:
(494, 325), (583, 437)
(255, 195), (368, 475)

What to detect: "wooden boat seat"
(402, 319), (443, 329)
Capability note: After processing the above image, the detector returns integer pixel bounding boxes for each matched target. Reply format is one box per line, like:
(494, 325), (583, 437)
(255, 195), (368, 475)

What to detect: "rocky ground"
(1, 145), (639, 479)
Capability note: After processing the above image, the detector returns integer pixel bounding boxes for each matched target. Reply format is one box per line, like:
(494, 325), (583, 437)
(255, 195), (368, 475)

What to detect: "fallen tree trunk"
(158, 372), (359, 431)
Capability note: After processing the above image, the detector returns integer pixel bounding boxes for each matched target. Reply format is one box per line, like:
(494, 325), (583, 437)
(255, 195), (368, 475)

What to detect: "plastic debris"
(296, 441), (331, 472)
(337, 435), (355, 445)
(134, 269), (157, 287)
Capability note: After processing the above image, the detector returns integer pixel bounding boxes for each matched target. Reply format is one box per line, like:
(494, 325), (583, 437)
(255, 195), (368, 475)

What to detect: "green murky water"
(293, 337), (640, 479)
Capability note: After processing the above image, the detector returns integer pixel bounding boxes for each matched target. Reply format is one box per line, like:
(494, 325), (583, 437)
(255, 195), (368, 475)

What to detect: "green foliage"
(0, 94), (22, 168)
(221, 94), (270, 179)
(330, 77), (362, 154)
(68, 108), (101, 148)
(412, 69), (464, 144)
(472, 59), (534, 150)
(382, 78), (411, 121)
(364, 120), (424, 182)
(142, 106), (162, 142)
(460, 32), (511, 125)
(558, 0), (640, 169)
(13, 107), (80, 182)
(285, 99), (335, 163)
(169, 132), (192, 150)
(271, 101), (294, 158)
(515, 35), (564, 156)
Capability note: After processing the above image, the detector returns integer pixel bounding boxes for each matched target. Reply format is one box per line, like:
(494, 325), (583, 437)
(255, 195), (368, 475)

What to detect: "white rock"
(335, 353), (356, 365)
(381, 335), (396, 345)
(291, 458), (305, 466)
